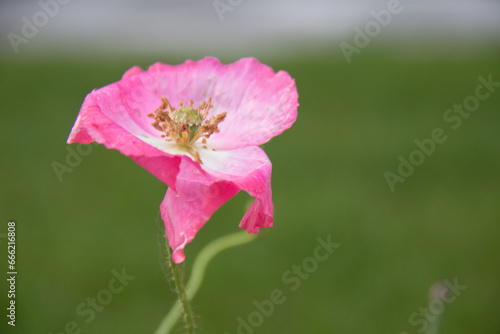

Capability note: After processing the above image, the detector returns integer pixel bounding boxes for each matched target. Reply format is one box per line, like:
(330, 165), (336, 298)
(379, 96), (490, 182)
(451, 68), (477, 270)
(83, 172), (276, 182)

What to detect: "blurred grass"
(1, 50), (499, 334)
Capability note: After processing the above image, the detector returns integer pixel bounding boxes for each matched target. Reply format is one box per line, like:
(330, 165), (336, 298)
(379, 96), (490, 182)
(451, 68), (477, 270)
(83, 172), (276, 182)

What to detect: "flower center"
(147, 96), (226, 163)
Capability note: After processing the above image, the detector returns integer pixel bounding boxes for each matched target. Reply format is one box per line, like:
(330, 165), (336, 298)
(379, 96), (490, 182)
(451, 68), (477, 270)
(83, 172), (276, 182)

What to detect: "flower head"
(67, 57), (298, 263)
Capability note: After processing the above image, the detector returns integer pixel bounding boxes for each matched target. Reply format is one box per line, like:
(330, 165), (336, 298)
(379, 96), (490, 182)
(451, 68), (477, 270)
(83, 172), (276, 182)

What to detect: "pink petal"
(69, 58), (297, 154)
(161, 146), (273, 263)
(122, 65), (143, 79)
(148, 57), (299, 150)
(67, 92), (181, 189)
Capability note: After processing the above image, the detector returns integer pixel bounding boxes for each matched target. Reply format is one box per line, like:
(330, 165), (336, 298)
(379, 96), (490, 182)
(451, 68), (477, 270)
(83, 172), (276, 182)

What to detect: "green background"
(1, 49), (499, 334)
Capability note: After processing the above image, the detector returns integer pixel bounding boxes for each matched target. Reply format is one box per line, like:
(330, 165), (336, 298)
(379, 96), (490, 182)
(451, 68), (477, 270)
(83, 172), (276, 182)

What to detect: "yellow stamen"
(147, 96), (227, 164)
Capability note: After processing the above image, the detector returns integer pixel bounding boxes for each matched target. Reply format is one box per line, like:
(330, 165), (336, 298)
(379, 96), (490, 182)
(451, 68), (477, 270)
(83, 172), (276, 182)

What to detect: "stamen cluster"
(147, 96), (227, 163)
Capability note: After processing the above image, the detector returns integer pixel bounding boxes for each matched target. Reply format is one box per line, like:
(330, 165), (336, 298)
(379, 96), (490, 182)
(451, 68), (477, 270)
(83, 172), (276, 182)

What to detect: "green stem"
(163, 237), (196, 334)
(155, 231), (256, 334)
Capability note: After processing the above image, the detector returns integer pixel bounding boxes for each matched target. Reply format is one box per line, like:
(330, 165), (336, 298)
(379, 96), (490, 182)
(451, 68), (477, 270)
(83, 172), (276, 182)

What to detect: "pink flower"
(67, 57), (298, 263)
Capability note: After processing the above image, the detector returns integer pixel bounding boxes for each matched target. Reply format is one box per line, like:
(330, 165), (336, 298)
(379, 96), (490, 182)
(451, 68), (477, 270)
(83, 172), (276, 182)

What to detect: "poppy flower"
(67, 57), (298, 263)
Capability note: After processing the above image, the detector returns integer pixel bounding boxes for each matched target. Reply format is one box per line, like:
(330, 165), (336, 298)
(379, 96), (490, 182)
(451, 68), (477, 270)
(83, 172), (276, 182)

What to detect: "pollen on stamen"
(148, 96), (227, 163)
(200, 112), (227, 140)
